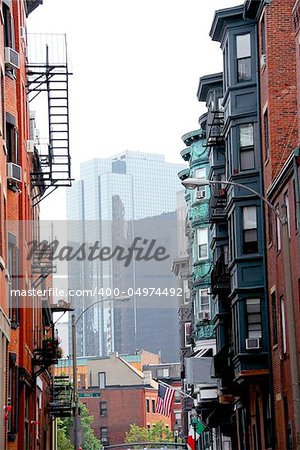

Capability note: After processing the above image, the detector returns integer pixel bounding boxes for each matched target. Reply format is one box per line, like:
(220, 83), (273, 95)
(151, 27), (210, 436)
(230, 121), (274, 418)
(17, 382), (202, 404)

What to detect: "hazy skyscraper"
(67, 151), (185, 361)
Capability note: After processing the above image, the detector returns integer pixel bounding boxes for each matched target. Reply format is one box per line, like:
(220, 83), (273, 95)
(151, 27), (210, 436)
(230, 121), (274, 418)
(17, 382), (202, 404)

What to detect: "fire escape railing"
(26, 33), (72, 206)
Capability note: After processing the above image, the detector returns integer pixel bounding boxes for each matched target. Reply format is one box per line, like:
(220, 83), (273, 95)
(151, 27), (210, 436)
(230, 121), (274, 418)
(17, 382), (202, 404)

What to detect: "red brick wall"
(82, 386), (172, 445)
(258, 1), (300, 448)
(259, 0), (298, 190)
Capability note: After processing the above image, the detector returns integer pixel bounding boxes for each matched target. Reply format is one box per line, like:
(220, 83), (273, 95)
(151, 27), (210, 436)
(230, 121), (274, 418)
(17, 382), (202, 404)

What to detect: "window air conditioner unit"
(196, 191), (205, 200)
(26, 140), (35, 153)
(7, 163), (22, 183)
(260, 54), (266, 69)
(246, 338), (261, 350)
(4, 47), (20, 70)
(198, 311), (211, 322)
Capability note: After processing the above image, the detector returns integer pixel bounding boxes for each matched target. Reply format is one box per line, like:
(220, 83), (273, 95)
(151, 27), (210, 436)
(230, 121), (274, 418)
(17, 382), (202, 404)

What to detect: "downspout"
(293, 147), (300, 245)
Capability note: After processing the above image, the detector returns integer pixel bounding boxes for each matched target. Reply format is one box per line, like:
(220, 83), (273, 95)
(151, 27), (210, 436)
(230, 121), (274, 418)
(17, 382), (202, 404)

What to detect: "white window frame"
(196, 227), (208, 261)
(198, 289), (210, 313)
(194, 168), (206, 199)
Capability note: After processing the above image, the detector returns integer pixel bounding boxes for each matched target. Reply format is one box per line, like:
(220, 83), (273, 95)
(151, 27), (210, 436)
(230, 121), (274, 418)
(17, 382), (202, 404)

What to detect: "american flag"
(155, 383), (175, 416)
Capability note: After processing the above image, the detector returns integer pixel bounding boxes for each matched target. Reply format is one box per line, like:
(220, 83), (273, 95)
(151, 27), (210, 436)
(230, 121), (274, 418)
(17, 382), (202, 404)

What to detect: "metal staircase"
(26, 34), (72, 204)
(49, 376), (72, 418)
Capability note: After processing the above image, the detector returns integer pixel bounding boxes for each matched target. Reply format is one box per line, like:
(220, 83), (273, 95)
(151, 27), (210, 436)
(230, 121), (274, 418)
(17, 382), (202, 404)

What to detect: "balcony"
(211, 252), (230, 293)
(210, 186), (227, 222)
(33, 327), (62, 377)
(206, 109), (224, 147)
(178, 167), (190, 181)
(180, 147), (191, 162)
(48, 376), (72, 417)
(182, 129), (204, 146)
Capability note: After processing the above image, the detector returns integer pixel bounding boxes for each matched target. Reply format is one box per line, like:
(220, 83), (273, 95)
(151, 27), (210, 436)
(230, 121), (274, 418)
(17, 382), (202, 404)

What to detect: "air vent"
(198, 311), (211, 322)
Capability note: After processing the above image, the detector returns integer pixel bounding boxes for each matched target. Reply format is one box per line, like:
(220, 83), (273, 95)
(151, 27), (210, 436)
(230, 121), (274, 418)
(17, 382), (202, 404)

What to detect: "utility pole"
(72, 314), (80, 450)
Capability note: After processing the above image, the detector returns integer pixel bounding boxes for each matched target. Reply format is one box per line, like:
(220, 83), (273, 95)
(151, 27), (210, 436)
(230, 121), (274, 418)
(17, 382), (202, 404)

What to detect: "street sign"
(78, 392), (101, 398)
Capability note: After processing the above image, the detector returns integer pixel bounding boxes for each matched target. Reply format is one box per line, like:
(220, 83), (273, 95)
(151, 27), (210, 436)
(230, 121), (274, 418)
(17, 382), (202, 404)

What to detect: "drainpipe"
(293, 147), (300, 242)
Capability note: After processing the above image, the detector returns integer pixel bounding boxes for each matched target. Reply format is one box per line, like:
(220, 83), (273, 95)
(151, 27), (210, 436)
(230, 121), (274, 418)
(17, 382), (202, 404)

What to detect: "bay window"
(196, 227), (208, 260)
(242, 206), (258, 254)
(236, 33), (251, 82)
(239, 124), (254, 171)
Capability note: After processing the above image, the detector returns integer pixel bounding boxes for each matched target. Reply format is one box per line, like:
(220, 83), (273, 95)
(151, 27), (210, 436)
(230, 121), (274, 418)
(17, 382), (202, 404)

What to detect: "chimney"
(143, 370), (152, 386)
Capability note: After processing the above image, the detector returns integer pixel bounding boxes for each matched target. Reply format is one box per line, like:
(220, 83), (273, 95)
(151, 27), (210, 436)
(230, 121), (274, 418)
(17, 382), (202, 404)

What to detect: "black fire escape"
(26, 33), (72, 206)
(48, 376), (72, 418)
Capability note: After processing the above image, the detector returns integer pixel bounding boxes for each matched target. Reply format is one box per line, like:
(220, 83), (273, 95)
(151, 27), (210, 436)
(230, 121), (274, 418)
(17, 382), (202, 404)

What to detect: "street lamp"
(182, 177), (300, 446)
(190, 408), (198, 450)
(173, 420), (179, 449)
(71, 295), (131, 450)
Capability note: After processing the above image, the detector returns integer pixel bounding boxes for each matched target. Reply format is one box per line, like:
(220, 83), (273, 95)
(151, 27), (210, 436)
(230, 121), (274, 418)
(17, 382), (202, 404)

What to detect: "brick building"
(78, 352), (172, 445)
(0, 1), (72, 449)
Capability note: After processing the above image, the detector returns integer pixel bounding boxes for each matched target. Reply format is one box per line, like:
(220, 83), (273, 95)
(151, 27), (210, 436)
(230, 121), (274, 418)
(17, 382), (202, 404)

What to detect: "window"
(236, 33), (251, 82)
(268, 206), (273, 245)
(246, 299), (262, 339)
(280, 296), (287, 354)
(196, 227), (208, 260)
(229, 214), (236, 261)
(242, 206), (258, 254)
(239, 124), (255, 170)
(8, 233), (19, 326)
(198, 289), (210, 313)
(98, 372), (106, 389)
(264, 110), (269, 159)
(6, 114), (18, 164)
(174, 390), (181, 404)
(152, 399), (155, 413)
(184, 322), (191, 348)
(3, 2), (15, 49)
(276, 205), (281, 251)
(194, 168), (206, 199)
(157, 368), (170, 378)
(175, 411), (182, 427)
(271, 291), (278, 346)
(284, 192), (290, 238)
(8, 353), (18, 438)
(261, 15), (266, 56)
(293, 180), (298, 230)
(146, 399), (150, 413)
(100, 427), (108, 445)
(100, 402), (107, 416)
(183, 279), (190, 303)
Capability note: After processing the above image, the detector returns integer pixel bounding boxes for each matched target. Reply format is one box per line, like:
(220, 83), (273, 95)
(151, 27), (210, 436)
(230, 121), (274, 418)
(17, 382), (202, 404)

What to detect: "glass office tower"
(67, 151), (186, 361)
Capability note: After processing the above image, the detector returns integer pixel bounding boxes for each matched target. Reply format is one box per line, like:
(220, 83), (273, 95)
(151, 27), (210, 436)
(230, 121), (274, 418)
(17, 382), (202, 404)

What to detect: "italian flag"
(187, 419), (206, 450)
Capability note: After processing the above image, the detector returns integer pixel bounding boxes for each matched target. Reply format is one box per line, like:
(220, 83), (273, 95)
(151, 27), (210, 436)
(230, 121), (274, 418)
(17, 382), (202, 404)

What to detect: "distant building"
(143, 362), (182, 431)
(66, 151), (185, 360)
(76, 352), (172, 445)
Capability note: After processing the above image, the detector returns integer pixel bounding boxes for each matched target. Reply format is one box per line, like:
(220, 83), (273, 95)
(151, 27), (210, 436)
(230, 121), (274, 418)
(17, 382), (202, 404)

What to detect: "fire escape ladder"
(26, 34), (72, 205)
(49, 376), (73, 418)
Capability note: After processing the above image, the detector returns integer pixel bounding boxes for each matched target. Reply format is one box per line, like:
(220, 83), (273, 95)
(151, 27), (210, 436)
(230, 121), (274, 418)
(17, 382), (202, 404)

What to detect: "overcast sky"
(27, 0), (242, 219)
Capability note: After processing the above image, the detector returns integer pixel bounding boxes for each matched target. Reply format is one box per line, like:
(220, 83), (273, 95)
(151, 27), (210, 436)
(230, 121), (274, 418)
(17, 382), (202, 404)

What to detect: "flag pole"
(156, 380), (209, 430)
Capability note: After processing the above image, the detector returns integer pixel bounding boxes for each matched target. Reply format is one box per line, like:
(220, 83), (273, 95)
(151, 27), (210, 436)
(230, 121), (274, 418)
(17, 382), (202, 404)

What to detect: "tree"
(57, 403), (102, 450)
(125, 421), (174, 443)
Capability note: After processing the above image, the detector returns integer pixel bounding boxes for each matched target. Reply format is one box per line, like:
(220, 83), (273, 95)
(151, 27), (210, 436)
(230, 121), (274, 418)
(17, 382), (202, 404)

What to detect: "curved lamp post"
(72, 296), (130, 449)
(182, 177), (300, 448)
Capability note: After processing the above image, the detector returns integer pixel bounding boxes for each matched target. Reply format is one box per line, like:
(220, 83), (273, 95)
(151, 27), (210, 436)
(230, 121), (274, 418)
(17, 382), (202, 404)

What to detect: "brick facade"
(259, 1), (300, 448)
(81, 386), (172, 445)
